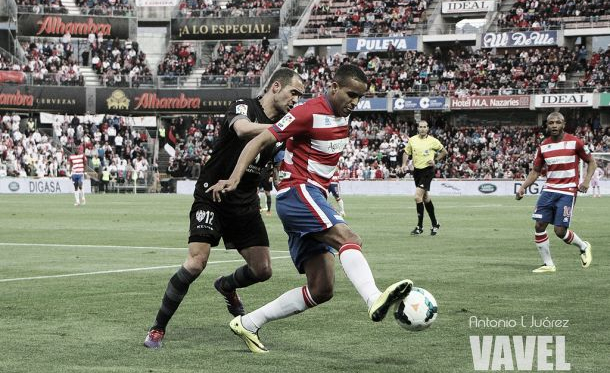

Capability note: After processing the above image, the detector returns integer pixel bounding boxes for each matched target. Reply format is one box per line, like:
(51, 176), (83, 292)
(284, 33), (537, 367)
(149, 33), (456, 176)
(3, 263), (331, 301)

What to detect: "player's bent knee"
(252, 264), (272, 282)
(310, 286), (333, 304)
(553, 226), (567, 238)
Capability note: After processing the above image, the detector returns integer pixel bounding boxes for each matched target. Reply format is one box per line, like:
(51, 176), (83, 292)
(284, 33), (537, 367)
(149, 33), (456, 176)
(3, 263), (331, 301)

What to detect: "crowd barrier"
(176, 179), (609, 196)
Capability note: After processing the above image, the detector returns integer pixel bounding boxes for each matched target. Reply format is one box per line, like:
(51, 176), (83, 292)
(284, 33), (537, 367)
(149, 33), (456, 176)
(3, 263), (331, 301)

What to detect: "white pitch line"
(0, 256), (293, 283)
(0, 242), (289, 253)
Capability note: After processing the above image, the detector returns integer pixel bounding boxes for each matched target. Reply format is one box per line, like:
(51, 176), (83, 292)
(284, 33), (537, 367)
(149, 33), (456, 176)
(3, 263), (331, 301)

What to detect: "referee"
(402, 120), (447, 236)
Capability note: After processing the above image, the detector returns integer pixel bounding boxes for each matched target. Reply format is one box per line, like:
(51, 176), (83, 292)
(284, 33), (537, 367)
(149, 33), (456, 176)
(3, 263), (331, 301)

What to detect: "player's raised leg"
(555, 227), (592, 268)
(214, 245), (272, 317)
(315, 224), (412, 322)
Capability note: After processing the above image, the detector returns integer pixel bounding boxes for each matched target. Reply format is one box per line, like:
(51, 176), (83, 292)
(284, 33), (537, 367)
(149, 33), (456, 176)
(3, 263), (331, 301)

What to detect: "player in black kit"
(144, 68), (304, 348)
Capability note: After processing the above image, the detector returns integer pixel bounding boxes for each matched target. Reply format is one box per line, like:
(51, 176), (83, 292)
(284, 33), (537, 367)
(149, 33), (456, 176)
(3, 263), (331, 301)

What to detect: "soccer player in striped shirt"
(68, 149), (87, 206)
(208, 64), (412, 353)
(516, 112), (596, 273)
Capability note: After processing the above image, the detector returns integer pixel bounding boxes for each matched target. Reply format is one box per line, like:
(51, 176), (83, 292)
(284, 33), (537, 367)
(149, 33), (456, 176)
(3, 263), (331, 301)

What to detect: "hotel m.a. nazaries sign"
(170, 16), (279, 40)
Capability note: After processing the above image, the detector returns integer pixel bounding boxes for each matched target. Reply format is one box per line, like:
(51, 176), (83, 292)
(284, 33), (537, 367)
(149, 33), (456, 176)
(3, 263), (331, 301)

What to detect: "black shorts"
(259, 178), (272, 192)
(413, 166), (434, 191)
(188, 196), (269, 250)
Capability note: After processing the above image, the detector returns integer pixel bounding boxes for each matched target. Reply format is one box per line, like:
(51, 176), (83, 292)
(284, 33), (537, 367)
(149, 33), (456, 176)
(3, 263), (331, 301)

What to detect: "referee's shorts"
(413, 166), (434, 191)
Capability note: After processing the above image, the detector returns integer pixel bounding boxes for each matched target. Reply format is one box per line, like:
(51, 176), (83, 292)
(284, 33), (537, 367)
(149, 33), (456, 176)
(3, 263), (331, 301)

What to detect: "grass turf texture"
(0, 194), (608, 373)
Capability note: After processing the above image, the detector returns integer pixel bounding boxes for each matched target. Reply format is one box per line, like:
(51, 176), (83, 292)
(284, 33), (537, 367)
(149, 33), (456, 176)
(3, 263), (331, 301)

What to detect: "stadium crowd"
(580, 47), (610, 91)
(284, 45), (592, 98)
(88, 37), (153, 87)
(177, 0), (283, 17)
(201, 41), (274, 87)
(16, 0), (67, 14)
(302, 0), (426, 38)
(75, 0), (133, 16)
(497, 0), (610, 30)
(0, 112), (151, 186)
(160, 112), (609, 182)
(157, 43), (197, 85)
(20, 40), (84, 86)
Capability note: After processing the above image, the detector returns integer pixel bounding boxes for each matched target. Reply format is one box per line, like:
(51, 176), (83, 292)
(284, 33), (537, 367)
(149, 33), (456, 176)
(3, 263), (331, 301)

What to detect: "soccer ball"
(394, 287), (438, 331)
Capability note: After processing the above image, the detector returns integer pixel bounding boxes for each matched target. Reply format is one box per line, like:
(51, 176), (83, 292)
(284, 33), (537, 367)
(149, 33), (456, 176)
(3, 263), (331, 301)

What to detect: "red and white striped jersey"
(68, 154), (87, 174)
(533, 133), (591, 195)
(269, 96), (348, 192)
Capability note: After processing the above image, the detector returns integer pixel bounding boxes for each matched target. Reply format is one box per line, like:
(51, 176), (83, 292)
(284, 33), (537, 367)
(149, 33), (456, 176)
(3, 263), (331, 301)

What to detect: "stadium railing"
(16, 4), (68, 14)
(78, 6), (135, 17)
(172, 7), (281, 18)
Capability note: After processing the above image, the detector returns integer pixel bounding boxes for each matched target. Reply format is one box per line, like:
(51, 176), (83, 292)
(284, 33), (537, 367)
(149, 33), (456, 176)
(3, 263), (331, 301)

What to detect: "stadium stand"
(75, 0), (134, 16)
(177, 0), (284, 17)
(201, 41), (274, 87)
(16, 0), (68, 14)
(497, 0), (610, 31)
(300, 0), (427, 38)
(89, 37), (153, 87)
(157, 43), (196, 85)
(20, 39), (84, 86)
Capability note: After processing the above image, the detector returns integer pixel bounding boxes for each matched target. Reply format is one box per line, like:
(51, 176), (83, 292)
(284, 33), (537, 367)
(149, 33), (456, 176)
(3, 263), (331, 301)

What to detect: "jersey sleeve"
(269, 103), (312, 142)
(575, 138), (592, 162)
(225, 99), (250, 128)
(533, 146), (544, 169)
(405, 141), (413, 156)
(433, 138), (444, 151)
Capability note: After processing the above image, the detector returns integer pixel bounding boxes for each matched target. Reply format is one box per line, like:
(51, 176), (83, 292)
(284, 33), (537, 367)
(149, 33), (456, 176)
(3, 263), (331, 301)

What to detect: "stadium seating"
(21, 40), (84, 86)
(157, 43), (197, 85)
(285, 45), (584, 97)
(75, 0), (134, 16)
(300, 0), (426, 38)
(177, 0), (284, 17)
(16, 0), (68, 14)
(201, 42), (274, 87)
(89, 38), (153, 87)
(497, 0), (610, 30)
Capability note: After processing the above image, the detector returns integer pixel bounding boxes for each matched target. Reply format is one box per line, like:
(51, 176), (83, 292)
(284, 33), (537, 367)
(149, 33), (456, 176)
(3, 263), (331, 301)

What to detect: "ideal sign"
(534, 94), (593, 108)
(441, 0), (495, 14)
(482, 31), (557, 48)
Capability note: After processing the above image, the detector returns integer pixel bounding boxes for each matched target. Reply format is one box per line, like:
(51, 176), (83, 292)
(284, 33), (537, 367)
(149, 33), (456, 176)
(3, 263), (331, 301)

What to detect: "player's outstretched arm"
(233, 119), (272, 139)
(516, 167), (541, 200)
(579, 157), (597, 193)
(206, 130), (277, 202)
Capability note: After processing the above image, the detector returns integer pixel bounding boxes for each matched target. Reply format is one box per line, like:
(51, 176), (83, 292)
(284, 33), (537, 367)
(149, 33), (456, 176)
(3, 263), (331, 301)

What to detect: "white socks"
(241, 286), (316, 333)
(74, 191), (80, 204)
(563, 230), (586, 252)
(338, 243), (381, 310)
(535, 231), (554, 266)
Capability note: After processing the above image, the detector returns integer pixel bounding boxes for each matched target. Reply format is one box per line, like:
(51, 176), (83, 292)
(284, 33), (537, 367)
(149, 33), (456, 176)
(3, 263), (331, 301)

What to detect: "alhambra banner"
(0, 85), (86, 113)
(17, 14), (130, 39)
(95, 88), (252, 113)
(170, 16), (279, 40)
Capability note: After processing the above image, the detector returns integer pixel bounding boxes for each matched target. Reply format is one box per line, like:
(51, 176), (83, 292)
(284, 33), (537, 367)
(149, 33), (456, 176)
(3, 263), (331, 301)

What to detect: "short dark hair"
(334, 64), (367, 87)
(265, 68), (302, 91)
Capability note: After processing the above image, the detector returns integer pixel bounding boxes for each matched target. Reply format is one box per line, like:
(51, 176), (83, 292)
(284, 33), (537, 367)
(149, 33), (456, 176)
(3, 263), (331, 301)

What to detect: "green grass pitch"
(0, 193), (608, 373)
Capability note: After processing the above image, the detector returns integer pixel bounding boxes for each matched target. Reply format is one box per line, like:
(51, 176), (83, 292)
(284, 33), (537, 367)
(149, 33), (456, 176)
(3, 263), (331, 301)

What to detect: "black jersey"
(194, 97), (279, 208)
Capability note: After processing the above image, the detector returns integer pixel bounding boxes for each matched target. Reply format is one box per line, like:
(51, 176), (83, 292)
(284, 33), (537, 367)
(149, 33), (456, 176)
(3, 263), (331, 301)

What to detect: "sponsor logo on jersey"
(236, 104), (248, 115)
(275, 113), (295, 130)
